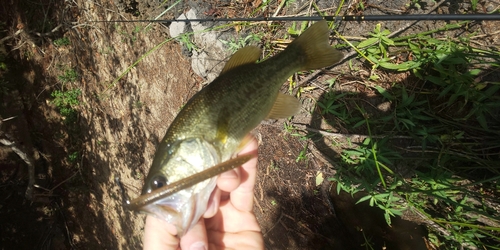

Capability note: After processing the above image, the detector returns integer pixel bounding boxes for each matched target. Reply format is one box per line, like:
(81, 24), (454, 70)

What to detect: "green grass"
(316, 21), (500, 249)
(68, 151), (78, 162)
(58, 68), (79, 83)
(220, 33), (262, 53)
(51, 88), (81, 124)
(53, 37), (70, 46)
(115, 24), (144, 44)
(177, 33), (198, 53)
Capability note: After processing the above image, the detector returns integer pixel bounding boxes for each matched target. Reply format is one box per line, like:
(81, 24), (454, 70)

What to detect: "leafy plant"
(68, 151), (78, 162)
(51, 88), (81, 123)
(310, 20), (500, 249)
(58, 68), (79, 83)
(54, 37), (70, 46)
(220, 34), (261, 53)
(287, 21), (309, 36)
(177, 33), (198, 53)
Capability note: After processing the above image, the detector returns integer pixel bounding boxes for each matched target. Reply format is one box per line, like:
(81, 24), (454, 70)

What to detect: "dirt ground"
(1, 0), (497, 249)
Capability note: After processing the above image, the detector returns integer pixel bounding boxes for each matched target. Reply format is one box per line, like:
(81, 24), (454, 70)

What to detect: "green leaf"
(476, 113), (488, 130)
(352, 119), (366, 129)
(378, 61), (414, 71)
(356, 194), (372, 204)
(375, 86), (394, 100)
(381, 36), (395, 46)
(358, 37), (378, 48)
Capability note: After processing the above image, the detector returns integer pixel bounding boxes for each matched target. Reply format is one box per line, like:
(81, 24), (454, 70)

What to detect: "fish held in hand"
(130, 20), (343, 235)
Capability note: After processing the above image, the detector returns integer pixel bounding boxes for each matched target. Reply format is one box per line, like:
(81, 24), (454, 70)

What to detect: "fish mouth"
(126, 153), (254, 234)
(134, 180), (217, 236)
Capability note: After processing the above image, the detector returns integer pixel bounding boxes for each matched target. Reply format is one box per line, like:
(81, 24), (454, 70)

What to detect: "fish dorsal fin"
(220, 46), (261, 74)
(266, 93), (301, 119)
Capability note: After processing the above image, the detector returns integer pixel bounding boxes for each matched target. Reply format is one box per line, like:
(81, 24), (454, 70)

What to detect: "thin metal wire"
(91, 14), (500, 23)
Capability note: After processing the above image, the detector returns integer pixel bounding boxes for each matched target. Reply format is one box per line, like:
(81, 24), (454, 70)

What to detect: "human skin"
(143, 137), (264, 250)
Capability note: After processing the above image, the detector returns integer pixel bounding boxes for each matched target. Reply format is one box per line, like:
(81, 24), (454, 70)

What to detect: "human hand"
(143, 137), (264, 250)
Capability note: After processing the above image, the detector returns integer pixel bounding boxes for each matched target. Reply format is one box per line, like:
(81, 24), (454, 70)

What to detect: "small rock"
(377, 101), (391, 112)
(185, 9), (230, 82)
(169, 13), (188, 38)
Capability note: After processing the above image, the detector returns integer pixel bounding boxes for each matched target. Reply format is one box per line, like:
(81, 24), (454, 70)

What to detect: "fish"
(130, 20), (343, 235)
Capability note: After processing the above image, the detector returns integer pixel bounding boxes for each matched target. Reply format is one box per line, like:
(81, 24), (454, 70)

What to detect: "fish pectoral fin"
(216, 117), (229, 144)
(235, 134), (254, 153)
(266, 93), (301, 119)
(220, 46), (261, 74)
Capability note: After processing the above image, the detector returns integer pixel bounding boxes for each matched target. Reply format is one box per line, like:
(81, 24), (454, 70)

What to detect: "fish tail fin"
(289, 20), (343, 71)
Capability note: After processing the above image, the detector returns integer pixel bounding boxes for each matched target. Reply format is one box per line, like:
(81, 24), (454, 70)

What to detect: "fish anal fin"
(266, 93), (301, 119)
(220, 46), (261, 74)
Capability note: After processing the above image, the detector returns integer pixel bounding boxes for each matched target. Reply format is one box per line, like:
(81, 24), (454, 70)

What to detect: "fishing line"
(91, 14), (500, 23)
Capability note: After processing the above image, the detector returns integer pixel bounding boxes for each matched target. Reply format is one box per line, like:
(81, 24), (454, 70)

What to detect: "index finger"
(229, 137), (258, 212)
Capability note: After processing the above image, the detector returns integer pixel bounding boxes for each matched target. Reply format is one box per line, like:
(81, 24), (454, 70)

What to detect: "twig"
(263, 211), (284, 237)
(54, 202), (77, 249)
(18, 24), (63, 40)
(0, 138), (35, 200)
(294, 124), (413, 140)
(1, 116), (18, 122)
(49, 171), (78, 192)
(253, 195), (264, 214)
(0, 29), (24, 43)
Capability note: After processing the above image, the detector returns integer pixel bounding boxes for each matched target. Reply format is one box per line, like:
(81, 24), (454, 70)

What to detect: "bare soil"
(1, 0), (497, 249)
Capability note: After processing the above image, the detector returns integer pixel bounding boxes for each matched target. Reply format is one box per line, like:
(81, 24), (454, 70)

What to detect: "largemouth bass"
(131, 20), (343, 235)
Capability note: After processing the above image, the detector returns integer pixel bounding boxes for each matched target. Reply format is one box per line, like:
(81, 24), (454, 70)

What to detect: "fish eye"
(151, 175), (168, 190)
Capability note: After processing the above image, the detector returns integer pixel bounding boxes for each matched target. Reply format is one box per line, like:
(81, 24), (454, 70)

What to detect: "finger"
(143, 215), (179, 250)
(216, 167), (240, 192)
(203, 187), (221, 218)
(179, 219), (208, 250)
(230, 137), (258, 212)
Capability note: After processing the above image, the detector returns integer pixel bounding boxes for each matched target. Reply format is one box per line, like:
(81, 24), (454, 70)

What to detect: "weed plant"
(53, 37), (70, 46)
(51, 88), (81, 124)
(58, 68), (78, 83)
(320, 22), (500, 249)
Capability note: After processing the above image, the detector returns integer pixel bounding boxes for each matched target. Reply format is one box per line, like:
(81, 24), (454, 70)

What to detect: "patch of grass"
(133, 101), (143, 109)
(407, 0), (424, 10)
(51, 88), (81, 123)
(269, 160), (279, 171)
(177, 33), (197, 53)
(295, 143), (308, 162)
(58, 68), (78, 83)
(307, 21), (500, 248)
(53, 37), (70, 46)
(115, 24), (144, 44)
(220, 33), (261, 53)
(68, 151), (78, 163)
(287, 21), (309, 36)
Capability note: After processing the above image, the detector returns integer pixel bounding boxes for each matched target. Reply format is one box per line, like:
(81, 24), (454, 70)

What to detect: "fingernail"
(190, 241), (207, 250)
